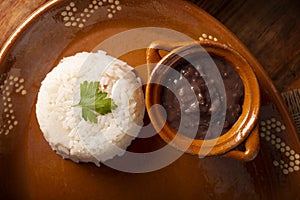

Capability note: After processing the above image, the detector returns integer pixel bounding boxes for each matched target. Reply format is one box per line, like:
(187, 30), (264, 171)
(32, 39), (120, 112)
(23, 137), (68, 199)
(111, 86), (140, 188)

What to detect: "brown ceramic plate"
(0, 0), (300, 199)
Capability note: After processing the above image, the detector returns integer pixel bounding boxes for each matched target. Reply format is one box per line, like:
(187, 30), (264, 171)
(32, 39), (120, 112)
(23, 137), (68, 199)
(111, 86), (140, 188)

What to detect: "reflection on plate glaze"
(61, 0), (122, 28)
(259, 118), (300, 175)
(0, 69), (27, 135)
(199, 33), (218, 42)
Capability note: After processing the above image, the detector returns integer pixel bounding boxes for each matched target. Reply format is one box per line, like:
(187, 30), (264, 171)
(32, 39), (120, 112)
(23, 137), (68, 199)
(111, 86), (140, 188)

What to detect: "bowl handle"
(146, 40), (192, 74)
(223, 125), (260, 162)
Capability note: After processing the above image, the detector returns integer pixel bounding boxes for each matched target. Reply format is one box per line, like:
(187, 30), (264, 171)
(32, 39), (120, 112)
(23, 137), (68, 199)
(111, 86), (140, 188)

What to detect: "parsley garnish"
(74, 81), (117, 123)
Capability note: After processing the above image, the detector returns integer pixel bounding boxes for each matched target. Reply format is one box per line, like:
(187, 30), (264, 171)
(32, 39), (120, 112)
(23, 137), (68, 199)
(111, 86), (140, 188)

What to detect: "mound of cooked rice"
(36, 51), (145, 166)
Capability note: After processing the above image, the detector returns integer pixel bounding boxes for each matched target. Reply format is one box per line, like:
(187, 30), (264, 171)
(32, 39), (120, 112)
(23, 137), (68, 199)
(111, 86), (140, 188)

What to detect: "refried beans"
(161, 55), (244, 140)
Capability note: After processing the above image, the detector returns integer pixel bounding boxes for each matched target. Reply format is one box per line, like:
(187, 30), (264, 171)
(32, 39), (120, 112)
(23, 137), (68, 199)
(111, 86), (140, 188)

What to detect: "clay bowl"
(145, 40), (260, 162)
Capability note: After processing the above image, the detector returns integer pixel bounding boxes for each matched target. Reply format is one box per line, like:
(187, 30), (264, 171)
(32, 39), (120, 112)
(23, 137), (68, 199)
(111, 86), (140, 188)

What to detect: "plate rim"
(0, 0), (299, 197)
(0, 0), (61, 61)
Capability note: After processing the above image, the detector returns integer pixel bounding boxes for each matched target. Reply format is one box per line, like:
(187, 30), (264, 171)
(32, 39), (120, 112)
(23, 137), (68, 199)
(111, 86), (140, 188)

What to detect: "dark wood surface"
(0, 0), (300, 92)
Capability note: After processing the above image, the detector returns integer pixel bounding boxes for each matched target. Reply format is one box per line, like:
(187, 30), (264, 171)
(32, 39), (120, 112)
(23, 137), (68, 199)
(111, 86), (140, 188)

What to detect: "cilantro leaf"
(74, 81), (117, 123)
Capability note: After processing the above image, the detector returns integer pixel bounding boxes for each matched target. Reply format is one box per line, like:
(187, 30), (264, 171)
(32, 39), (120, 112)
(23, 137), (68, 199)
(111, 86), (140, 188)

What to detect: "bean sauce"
(161, 55), (244, 140)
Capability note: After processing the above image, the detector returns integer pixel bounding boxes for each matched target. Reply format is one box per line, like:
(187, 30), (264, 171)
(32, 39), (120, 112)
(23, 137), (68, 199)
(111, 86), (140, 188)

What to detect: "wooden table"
(1, 0), (300, 92)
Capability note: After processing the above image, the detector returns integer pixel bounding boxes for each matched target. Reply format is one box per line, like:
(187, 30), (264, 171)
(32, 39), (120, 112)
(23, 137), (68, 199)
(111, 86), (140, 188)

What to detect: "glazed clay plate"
(0, 0), (300, 199)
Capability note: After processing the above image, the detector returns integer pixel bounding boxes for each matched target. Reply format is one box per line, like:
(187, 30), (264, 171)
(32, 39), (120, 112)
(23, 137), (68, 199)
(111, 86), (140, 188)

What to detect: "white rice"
(36, 51), (145, 166)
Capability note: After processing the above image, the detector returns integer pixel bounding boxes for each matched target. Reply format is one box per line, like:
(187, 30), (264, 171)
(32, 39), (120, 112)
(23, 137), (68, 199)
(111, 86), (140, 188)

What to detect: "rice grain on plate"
(36, 51), (145, 166)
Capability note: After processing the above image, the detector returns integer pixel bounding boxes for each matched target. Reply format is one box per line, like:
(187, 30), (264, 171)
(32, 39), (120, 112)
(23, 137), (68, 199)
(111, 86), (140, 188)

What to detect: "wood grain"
(0, 0), (300, 92)
(190, 0), (300, 92)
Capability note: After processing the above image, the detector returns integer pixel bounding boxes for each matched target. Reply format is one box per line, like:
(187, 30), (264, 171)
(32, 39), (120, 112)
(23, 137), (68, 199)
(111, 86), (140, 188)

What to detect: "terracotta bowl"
(145, 40), (261, 162)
